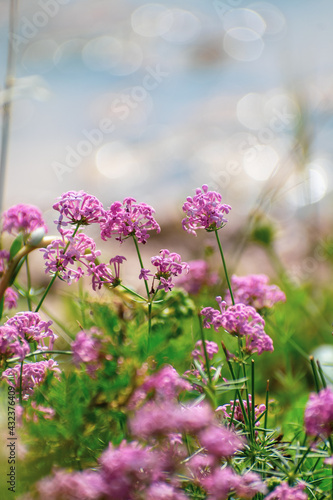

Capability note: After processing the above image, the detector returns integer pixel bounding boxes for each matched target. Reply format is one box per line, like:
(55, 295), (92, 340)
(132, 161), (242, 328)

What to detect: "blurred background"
(1, 0), (333, 280)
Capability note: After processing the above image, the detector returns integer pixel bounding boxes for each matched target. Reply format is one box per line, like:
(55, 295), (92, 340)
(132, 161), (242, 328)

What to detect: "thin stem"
(215, 230), (234, 305)
(0, 0), (19, 214)
(198, 313), (212, 385)
(132, 235), (150, 299)
(120, 284), (147, 302)
(35, 225), (80, 312)
(251, 359), (255, 431)
(19, 360), (23, 406)
(316, 360), (327, 389)
(264, 380), (269, 433)
(8, 349), (73, 364)
(25, 255), (32, 311)
(309, 356), (321, 393)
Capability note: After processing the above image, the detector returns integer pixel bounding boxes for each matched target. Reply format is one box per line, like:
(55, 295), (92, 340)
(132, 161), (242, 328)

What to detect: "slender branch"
(7, 349), (73, 364)
(215, 230), (235, 305)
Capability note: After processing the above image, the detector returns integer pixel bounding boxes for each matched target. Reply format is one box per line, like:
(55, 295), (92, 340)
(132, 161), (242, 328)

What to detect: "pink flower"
(201, 298), (273, 356)
(139, 268), (153, 281)
(53, 190), (105, 232)
(304, 387), (333, 438)
(146, 482), (188, 500)
(100, 197), (160, 244)
(6, 311), (57, 352)
(151, 249), (189, 292)
(192, 340), (219, 361)
(0, 324), (30, 362)
(265, 482), (307, 500)
(182, 185), (231, 236)
(72, 328), (111, 377)
(138, 365), (192, 402)
(2, 359), (61, 399)
(198, 424), (244, 458)
(99, 441), (158, 500)
(2, 204), (48, 236)
(234, 471), (267, 498)
(41, 232), (101, 284)
(0, 250), (10, 273)
(89, 255), (126, 290)
(175, 259), (219, 294)
(36, 469), (106, 500)
(218, 394), (266, 430)
(201, 467), (237, 500)
(225, 274), (286, 310)
(4, 287), (18, 310)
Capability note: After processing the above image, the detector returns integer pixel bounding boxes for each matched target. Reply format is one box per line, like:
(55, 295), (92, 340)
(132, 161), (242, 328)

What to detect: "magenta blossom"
(36, 469), (106, 500)
(217, 394), (266, 429)
(2, 203), (48, 236)
(100, 197), (160, 244)
(150, 249), (189, 292)
(192, 340), (219, 362)
(71, 328), (112, 377)
(198, 424), (244, 458)
(4, 287), (18, 310)
(89, 255), (126, 290)
(146, 482), (188, 500)
(2, 359), (61, 399)
(6, 311), (57, 351)
(225, 274), (286, 310)
(41, 232), (101, 284)
(304, 387), (333, 438)
(175, 259), (219, 294)
(0, 249), (10, 274)
(0, 324), (30, 363)
(201, 298), (273, 356)
(265, 482), (307, 500)
(201, 467), (266, 500)
(53, 190), (105, 232)
(135, 365), (192, 403)
(182, 184), (231, 236)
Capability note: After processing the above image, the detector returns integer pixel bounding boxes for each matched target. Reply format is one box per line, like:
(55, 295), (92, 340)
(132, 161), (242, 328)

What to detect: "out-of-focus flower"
(151, 249), (189, 292)
(182, 185), (231, 236)
(2, 359), (61, 399)
(146, 482), (188, 500)
(201, 467), (266, 500)
(192, 340), (219, 362)
(225, 274), (286, 310)
(201, 298), (273, 356)
(175, 259), (219, 294)
(36, 469), (106, 500)
(100, 197), (160, 244)
(4, 287), (18, 310)
(217, 395), (266, 429)
(41, 232), (101, 284)
(53, 190), (105, 232)
(1, 204), (48, 236)
(72, 328), (112, 377)
(265, 482), (307, 500)
(198, 424), (244, 458)
(0, 250), (10, 273)
(0, 324), (30, 363)
(235, 471), (268, 498)
(304, 387), (333, 438)
(136, 365), (192, 403)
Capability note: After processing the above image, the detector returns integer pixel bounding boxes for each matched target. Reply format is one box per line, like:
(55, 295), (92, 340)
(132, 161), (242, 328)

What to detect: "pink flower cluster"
(182, 184), (231, 235)
(225, 274), (286, 310)
(100, 197), (160, 244)
(218, 394), (266, 429)
(2, 359), (60, 399)
(53, 190), (105, 232)
(0, 312), (57, 365)
(148, 249), (189, 292)
(192, 340), (219, 361)
(1, 203), (48, 236)
(175, 259), (219, 294)
(90, 255), (126, 291)
(71, 328), (112, 377)
(265, 482), (308, 500)
(201, 298), (273, 356)
(304, 387), (333, 438)
(201, 467), (267, 500)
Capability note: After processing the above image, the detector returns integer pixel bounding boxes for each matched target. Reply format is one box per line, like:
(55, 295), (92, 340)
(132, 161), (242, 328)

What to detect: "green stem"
(309, 356), (321, 393)
(19, 360), (23, 406)
(251, 359), (255, 431)
(25, 255), (32, 311)
(8, 349), (73, 364)
(316, 360), (327, 389)
(132, 235), (150, 299)
(264, 379), (269, 434)
(198, 313), (212, 385)
(120, 284), (147, 302)
(215, 230), (234, 305)
(35, 224), (80, 312)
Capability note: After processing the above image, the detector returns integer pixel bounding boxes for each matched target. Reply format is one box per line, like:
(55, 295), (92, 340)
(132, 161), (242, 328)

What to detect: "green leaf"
(0, 295), (4, 320)
(9, 232), (24, 259)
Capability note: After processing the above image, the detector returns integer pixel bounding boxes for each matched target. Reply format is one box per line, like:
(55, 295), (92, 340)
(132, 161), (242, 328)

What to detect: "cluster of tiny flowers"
(201, 467), (267, 500)
(265, 482), (308, 500)
(182, 184), (231, 235)
(100, 197), (160, 244)
(1, 203), (48, 236)
(41, 231), (101, 284)
(201, 298), (273, 356)
(218, 395), (266, 429)
(71, 328), (112, 377)
(0, 250), (18, 311)
(2, 359), (61, 399)
(192, 340), (219, 361)
(225, 274), (286, 310)
(142, 249), (189, 292)
(90, 255), (126, 290)
(36, 469), (106, 500)
(175, 259), (219, 294)
(304, 387), (333, 438)
(0, 312), (56, 370)
(53, 190), (105, 232)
